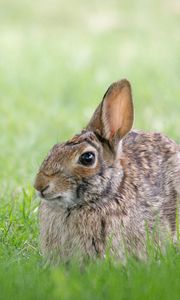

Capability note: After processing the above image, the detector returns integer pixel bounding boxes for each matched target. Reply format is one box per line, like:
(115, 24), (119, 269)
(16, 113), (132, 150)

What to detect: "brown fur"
(34, 79), (180, 264)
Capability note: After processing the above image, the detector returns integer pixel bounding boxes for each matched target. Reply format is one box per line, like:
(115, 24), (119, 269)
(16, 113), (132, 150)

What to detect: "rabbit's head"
(34, 79), (134, 208)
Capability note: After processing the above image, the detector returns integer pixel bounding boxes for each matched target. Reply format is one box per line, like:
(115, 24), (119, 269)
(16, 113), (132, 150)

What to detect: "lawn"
(0, 0), (180, 299)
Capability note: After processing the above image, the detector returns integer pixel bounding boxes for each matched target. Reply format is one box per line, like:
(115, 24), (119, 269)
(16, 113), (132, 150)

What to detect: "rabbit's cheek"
(52, 176), (73, 194)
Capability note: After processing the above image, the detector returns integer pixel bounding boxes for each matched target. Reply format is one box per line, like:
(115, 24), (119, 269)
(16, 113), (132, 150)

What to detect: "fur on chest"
(39, 200), (126, 261)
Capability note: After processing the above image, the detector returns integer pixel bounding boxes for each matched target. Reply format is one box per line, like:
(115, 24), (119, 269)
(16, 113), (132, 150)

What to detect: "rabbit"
(34, 79), (180, 264)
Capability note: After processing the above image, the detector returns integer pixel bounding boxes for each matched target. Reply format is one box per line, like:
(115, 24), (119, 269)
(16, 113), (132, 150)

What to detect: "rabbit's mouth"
(47, 196), (62, 201)
(36, 191), (61, 201)
(41, 190), (79, 208)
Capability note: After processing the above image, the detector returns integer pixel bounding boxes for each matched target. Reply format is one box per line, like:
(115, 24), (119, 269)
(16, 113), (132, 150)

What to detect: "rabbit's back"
(121, 130), (179, 237)
(122, 130), (178, 197)
(122, 130), (178, 198)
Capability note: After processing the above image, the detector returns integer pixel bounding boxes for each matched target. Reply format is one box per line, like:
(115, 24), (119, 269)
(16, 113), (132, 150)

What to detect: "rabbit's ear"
(87, 79), (134, 147)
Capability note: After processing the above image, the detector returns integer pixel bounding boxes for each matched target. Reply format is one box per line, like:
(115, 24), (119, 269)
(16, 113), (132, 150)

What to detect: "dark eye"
(79, 152), (95, 166)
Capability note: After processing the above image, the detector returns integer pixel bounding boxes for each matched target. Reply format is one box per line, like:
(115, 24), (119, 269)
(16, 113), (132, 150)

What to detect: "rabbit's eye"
(79, 152), (95, 166)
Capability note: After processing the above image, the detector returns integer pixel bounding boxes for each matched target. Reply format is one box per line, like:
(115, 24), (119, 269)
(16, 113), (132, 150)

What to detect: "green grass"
(0, 0), (180, 299)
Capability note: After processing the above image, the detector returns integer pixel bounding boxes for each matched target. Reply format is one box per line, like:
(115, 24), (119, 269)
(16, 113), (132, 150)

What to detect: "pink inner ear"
(102, 97), (120, 139)
(102, 84), (133, 140)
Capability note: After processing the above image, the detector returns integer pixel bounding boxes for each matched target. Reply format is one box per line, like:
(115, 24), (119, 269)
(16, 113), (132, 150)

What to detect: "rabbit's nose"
(34, 184), (50, 199)
(40, 185), (50, 197)
(34, 174), (50, 195)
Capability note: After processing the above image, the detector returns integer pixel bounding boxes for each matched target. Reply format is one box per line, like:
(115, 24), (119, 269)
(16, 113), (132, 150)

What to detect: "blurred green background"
(0, 1), (180, 299)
